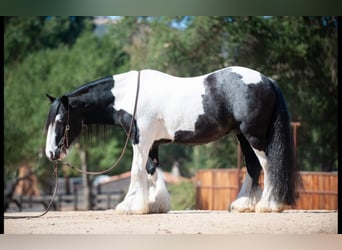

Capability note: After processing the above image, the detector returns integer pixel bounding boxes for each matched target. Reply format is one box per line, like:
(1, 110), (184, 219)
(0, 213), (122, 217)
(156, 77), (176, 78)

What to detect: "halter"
(60, 70), (141, 175)
(57, 110), (70, 152)
(63, 102), (71, 149)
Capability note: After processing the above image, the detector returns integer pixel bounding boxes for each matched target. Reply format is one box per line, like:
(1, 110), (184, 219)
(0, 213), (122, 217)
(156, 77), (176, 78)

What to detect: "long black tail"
(267, 80), (300, 206)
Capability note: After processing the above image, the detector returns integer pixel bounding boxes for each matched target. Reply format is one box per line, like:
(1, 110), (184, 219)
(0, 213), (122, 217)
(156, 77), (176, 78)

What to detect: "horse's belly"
(159, 96), (206, 138)
(172, 126), (230, 145)
(164, 113), (234, 145)
(159, 102), (236, 145)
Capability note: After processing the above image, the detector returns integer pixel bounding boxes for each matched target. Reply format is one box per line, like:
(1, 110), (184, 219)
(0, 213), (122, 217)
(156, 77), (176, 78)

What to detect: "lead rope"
(4, 162), (58, 219)
(61, 70), (141, 175)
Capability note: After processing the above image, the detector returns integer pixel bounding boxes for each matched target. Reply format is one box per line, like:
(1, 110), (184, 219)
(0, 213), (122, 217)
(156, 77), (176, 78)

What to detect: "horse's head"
(45, 94), (82, 161)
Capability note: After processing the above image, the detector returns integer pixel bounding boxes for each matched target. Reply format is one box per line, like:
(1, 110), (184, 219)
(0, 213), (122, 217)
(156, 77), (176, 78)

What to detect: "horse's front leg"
(115, 143), (150, 214)
(115, 140), (171, 214)
(146, 142), (159, 175)
(146, 143), (171, 213)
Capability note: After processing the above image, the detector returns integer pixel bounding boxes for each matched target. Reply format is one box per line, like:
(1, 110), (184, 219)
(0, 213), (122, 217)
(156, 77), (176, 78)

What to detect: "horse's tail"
(267, 80), (300, 206)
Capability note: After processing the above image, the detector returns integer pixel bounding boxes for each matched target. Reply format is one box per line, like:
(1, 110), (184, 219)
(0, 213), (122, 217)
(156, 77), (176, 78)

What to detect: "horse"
(45, 66), (299, 214)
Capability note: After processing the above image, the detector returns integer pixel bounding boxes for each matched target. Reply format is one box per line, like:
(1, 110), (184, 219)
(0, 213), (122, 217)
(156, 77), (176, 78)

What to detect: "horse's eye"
(56, 120), (64, 126)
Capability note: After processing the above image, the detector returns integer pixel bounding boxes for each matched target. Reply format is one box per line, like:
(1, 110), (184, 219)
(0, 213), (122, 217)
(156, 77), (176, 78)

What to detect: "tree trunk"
(79, 147), (91, 210)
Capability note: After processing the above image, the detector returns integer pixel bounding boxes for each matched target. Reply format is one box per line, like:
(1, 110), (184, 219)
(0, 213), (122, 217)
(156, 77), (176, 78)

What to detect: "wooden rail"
(196, 168), (337, 210)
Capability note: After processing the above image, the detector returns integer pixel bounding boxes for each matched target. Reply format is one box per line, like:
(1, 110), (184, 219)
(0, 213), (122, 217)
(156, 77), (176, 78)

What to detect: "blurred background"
(4, 16), (338, 212)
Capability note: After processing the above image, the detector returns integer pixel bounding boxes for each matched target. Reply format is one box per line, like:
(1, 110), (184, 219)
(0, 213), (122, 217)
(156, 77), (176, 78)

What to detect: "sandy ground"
(4, 210), (337, 234)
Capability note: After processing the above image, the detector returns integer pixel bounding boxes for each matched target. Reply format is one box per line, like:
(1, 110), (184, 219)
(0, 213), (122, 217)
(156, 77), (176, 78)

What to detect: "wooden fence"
(195, 168), (337, 210)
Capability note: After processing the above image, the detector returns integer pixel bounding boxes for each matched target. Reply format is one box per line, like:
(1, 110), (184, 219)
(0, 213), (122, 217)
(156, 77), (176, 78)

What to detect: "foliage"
(4, 17), (94, 65)
(168, 181), (196, 210)
(4, 16), (130, 178)
(224, 16), (338, 171)
(4, 16), (338, 183)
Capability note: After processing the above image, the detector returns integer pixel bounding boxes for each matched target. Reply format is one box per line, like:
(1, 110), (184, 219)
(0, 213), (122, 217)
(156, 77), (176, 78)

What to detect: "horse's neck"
(70, 86), (116, 125)
(112, 71), (140, 113)
(113, 71), (139, 94)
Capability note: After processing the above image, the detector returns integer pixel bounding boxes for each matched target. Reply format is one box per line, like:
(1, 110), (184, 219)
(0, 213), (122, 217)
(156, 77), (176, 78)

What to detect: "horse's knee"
(146, 157), (157, 175)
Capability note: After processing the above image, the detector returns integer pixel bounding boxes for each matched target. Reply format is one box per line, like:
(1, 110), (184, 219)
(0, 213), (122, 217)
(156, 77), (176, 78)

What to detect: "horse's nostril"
(50, 151), (57, 161)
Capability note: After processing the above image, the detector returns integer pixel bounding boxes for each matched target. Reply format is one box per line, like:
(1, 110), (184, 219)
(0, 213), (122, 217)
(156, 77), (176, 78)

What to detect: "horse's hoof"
(115, 199), (149, 215)
(255, 200), (285, 213)
(229, 197), (256, 212)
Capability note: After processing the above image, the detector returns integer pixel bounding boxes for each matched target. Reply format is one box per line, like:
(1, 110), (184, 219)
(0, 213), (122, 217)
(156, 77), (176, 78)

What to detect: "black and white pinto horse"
(45, 66), (298, 214)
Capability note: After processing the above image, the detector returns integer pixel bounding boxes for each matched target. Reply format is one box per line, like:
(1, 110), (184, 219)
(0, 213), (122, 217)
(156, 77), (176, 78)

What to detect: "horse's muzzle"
(49, 147), (66, 161)
(49, 151), (60, 161)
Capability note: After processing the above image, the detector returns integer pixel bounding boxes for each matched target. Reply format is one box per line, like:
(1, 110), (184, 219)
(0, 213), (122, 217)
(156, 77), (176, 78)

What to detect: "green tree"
(4, 17), (130, 179)
(224, 16), (338, 171)
(4, 16), (94, 65)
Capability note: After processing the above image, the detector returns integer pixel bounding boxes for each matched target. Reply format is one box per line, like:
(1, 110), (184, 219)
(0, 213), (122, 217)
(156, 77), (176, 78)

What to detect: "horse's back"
(139, 67), (276, 144)
(142, 66), (271, 88)
(140, 66), (276, 122)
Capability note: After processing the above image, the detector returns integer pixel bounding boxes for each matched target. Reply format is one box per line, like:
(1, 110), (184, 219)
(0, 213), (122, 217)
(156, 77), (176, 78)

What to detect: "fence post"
(291, 122), (301, 169)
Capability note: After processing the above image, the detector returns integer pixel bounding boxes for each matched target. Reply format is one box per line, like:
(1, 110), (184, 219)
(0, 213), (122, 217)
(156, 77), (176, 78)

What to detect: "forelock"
(45, 98), (62, 132)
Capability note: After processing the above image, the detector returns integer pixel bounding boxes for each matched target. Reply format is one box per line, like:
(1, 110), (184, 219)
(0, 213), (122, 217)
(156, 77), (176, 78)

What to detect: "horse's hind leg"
(253, 148), (285, 212)
(239, 131), (285, 212)
(229, 134), (262, 212)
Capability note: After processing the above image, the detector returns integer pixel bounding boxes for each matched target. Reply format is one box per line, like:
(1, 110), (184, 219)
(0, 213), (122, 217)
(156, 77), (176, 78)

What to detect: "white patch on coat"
(148, 168), (171, 213)
(230, 66), (263, 85)
(231, 148), (272, 212)
(252, 148), (268, 168)
(251, 149), (270, 199)
(115, 143), (150, 214)
(112, 70), (207, 140)
(251, 148), (284, 212)
(45, 114), (60, 160)
(113, 70), (207, 214)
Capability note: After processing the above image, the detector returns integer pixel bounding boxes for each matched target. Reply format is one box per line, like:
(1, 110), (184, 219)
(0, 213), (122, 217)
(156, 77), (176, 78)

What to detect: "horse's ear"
(46, 94), (55, 103)
(61, 95), (69, 107)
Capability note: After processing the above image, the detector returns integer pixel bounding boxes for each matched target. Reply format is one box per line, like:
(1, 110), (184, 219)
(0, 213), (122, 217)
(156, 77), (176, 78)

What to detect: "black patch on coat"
(236, 133), (261, 187)
(173, 70), (243, 145)
(146, 139), (172, 175)
(66, 76), (139, 144)
(45, 76), (140, 160)
(171, 67), (276, 173)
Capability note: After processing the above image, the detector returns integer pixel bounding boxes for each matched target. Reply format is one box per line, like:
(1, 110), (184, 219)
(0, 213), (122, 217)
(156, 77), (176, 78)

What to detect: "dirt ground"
(4, 209), (337, 234)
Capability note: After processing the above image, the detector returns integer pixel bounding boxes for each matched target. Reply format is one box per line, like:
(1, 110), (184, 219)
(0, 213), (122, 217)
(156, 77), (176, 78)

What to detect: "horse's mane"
(65, 76), (114, 98)
(79, 123), (117, 148)
(45, 98), (117, 146)
(45, 76), (114, 133)
(66, 76), (116, 146)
